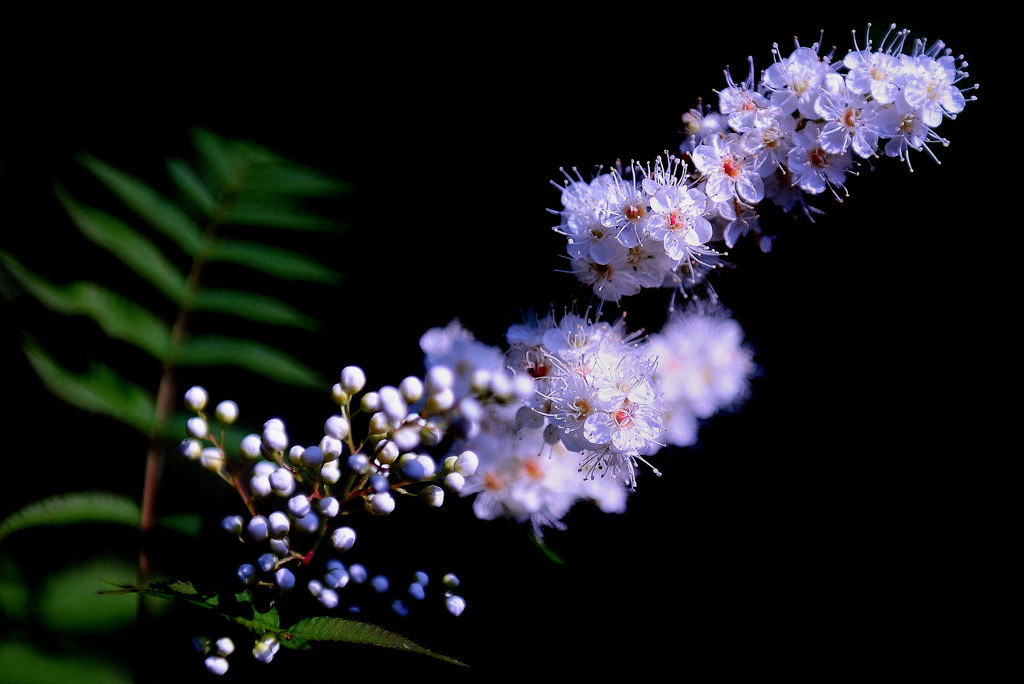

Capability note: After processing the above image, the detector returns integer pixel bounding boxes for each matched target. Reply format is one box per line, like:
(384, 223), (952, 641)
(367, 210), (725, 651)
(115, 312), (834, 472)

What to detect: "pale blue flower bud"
(214, 400), (238, 424)
(320, 461), (341, 484)
(221, 515), (244, 536)
(247, 516), (269, 542)
(239, 434), (263, 460)
(215, 637), (234, 656)
(370, 575), (389, 592)
(420, 485), (444, 507)
(331, 526), (356, 551)
(268, 511), (290, 538)
(325, 566), (349, 589)
(348, 563), (368, 583)
(442, 572), (460, 589)
(269, 538), (290, 556)
(319, 436), (342, 462)
(295, 512), (320, 534)
(186, 416), (208, 439)
(360, 391), (380, 413)
(399, 375), (424, 403)
(269, 468), (295, 496)
(275, 568), (295, 591)
(252, 634), (280, 664)
(454, 450), (479, 477)
(237, 563), (256, 585)
(369, 491), (395, 515)
(408, 582), (426, 601)
(184, 386), (208, 412)
(287, 495), (311, 518)
(324, 415), (350, 440)
(445, 595), (466, 616)
(257, 553), (277, 573)
(392, 599), (409, 616)
(318, 588), (340, 609)
(319, 497), (340, 518)
(340, 365), (366, 394)
(180, 439), (202, 460)
(444, 472), (465, 494)
(204, 655), (229, 676)
(375, 439), (400, 464)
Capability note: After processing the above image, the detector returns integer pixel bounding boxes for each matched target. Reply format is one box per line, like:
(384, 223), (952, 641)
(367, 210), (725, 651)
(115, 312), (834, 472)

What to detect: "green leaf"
(78, 154), (204, 255)
(190, 288), (319, 331)
(56, 187), (188, 303)
(285, 616), (469, 666)
(0, 491), (140, 544)
(0, 251), (173, 360)
(23, 337), (157, 434)
(204, 239), (342, 284)
(244, 163), (353, 198)
(166, 158), (216, 216)
(220, 201), (341, 232)
(177, 335), (324, 389)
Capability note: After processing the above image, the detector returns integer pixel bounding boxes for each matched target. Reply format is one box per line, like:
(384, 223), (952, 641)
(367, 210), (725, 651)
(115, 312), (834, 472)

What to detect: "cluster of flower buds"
(553, 24), (977, 302)
(180, 367), (487, 668)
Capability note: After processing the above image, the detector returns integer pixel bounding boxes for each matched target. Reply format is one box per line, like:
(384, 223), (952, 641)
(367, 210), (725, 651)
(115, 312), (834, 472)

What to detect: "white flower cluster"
(422, 304), (755, 535)
(554, 24), (976, 302)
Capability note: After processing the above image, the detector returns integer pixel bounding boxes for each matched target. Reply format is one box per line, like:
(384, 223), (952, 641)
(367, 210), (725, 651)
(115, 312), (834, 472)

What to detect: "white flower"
(785, 122), (853, 196)
(646, 184), (713, 261)
(647, 304), (756, 447)
(761, 43), (844, 119)
(692, 133), (764, 205)
(814, 88), (884, 159)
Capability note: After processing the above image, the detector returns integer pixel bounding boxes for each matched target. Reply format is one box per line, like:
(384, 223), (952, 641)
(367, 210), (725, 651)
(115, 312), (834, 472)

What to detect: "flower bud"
(252, 633), (280, 664)
(268, 511), (290, 538)
(324, 415), (350, 440)
(375, 439), (400, 464)
(426, 365), (454, 393)
(368, 491), (395, 516)
(367, 411), (390, 435)
(331, 526), (357, 551)
(443, 472), (465, 494)
(247, 516), (269, 542)
(215, 637), (235, 656)
(426, 387), (455, 412)
(262, 427), (288, 454)
(454, 450), (479, 477)
(269, 468), (295, 496)
(301, 445), (324, 467)
(275, 568), (295, 591)
(257, 552), (277, 573)
(360, 391), (381, 413)
(184, 386), (208, 412)
(331, 383), (349, 406)
(442, 572), (460, 590)
(445, 595), (466, 617)
(399, 375), (424, 403)
(295, 512), (320, 534)
(287, 495), (311, 518)
(200, 447), (224, 472)
(204, 655), (229, 676)
(318, 588), (340, 609)
(180, 439), (202, 460)
(239, 434), (262, 460)
(237, 563), (257, 585)
(215, 400), (239, 424)
(340, 365), (366, 394)
(319, 436), (342, 462)
(318, 496), (340, 518)
(186, 416), (208, 439)
(320, 461), (341, 484)
(221, 515), (244, 536)
(420, 484), (444, 507)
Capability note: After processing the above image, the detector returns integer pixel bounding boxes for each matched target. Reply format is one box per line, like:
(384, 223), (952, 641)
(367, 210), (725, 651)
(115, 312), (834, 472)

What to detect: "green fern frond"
(3, 126), (348, 434)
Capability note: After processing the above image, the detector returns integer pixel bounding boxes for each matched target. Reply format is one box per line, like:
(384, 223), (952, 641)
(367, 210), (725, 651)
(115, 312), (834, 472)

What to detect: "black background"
(0, 10), (1007, 682)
